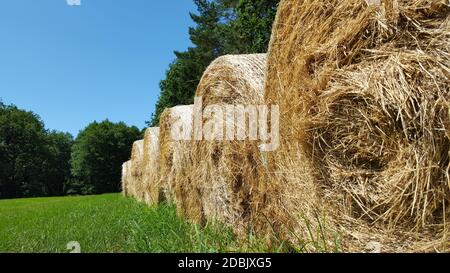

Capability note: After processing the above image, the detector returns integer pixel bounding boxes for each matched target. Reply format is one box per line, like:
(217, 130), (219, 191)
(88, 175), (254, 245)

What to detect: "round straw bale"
(190, 54), (268, 235)
(263, 0), (450, 252)
(142, 127), (162, 205)
(121, 161), (132, 197)
(159, 105), (204, 222)
(130, 139), (145, 202)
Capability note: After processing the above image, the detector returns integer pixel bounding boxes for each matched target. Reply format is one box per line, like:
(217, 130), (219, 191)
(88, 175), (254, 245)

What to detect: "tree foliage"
(68, 120), (141, 195)
(43, 131), (73, 196)
(0, 103), (73, 198)
(0, 103), (141, 198)
(224, 0), (279, 54)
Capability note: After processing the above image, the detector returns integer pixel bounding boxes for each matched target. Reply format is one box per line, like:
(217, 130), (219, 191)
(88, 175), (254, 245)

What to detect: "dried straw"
(142, 127), (162, 205)
(130, 139), (145, 202)
(190, 54), (268, 235)
(158, 105), (205, 222)
(121, 161), (132, 197)
(263, 0), (450, 252)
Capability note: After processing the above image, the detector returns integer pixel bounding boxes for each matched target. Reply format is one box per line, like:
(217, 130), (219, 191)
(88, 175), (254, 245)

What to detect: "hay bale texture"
(263, 0), (450, 252)
(158, 105), (205, 222)
(142, 127), (161, 205)
(130, 139), (145, 202)
(121, 161), (132, 197)
(190, 54), (268, 235)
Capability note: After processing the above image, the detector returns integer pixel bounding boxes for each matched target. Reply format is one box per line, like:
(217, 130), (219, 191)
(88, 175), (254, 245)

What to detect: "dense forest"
(0, 101), (141, 199)
(0, 0), (278, 199)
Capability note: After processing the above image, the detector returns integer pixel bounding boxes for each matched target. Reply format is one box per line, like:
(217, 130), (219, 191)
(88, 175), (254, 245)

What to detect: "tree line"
(0, 101), (141, 199)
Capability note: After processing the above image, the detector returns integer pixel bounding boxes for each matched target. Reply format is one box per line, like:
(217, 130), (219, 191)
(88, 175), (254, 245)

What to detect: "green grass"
(0, 193), (274, 253)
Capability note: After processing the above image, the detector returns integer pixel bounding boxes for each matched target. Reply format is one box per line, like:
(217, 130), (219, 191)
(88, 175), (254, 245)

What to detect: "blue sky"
(0, 0), (196, 136)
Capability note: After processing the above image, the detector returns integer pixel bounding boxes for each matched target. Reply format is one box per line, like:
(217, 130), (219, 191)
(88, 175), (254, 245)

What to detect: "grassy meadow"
(0, 193), (272, 253)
